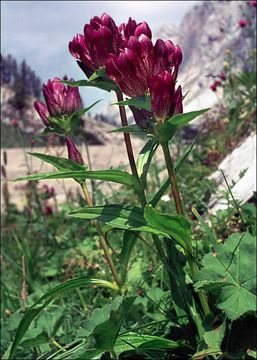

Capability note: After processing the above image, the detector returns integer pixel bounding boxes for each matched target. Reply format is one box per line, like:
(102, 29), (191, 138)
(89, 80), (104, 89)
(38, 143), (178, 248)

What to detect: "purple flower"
(66, 136), (84, 165)
(34, 77), (81, 126)
(69, 34), (97, 76)
(34, 101), (50, 126)
(239, 19), (249, 28)
(209, 80), (221, 91)
(69, 13), (122, 72)
(119, 17), (152, 45)
(148, 71), (183, 123)
(105, 30), (183, 97)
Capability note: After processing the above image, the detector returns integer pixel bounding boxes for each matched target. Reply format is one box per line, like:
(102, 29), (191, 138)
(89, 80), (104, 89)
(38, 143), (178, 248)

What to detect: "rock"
(208, 133), (256, 213)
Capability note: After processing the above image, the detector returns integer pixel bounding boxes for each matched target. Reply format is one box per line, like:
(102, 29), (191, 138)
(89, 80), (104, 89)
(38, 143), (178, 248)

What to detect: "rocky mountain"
(1, 82), (125, 148)
(101, 0), (256, 123)
(155, 0), (256, 112)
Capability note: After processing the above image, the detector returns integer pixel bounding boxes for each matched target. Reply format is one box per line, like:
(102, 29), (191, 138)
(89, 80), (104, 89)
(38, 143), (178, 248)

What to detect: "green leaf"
(9, 277), (119, 359)
(138, 338), (181, 350)
(69, 205), (168, 237)
(116, 333), (192, 358)
(150, 137), (198, 207)
(12, 169), (137, 188)
(203, 320), (226, 355)
(20, 332), (49, 349)
(28, 152), (85, 172)
(112, 95), (151, 111)
(167, 108), (210, 127)
(194, 232), (257, 320)
(136, 139), (158, 187)
(193, 320), (226, 359)
(144, 205), (192, 254)
(93, 296), (135, 351)
(62, 79), (117, 92)
(88, 68), (106, 81)
(109, 124), (143, 134)
(69, 100), (101, 121)
(77, 296), (135, 352)
(120, 231), (138, 286)
(191, 207), (216, 245)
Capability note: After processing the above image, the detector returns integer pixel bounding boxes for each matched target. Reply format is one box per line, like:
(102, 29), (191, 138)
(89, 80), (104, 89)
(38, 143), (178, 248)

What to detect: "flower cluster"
(34, 77), (84, 164)
(35, 14), (184, 163)
(69, 13), (183, 123)
(209, 71), (227, 92)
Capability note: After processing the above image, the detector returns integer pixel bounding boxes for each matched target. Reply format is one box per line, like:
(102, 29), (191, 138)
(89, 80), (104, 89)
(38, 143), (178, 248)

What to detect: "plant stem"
(161, 141), (211, 317)
(81, 182), (121, 288)
(161, 141), (184, 215)
(115, 94), (170, 269)
(115, 90), (139, 180)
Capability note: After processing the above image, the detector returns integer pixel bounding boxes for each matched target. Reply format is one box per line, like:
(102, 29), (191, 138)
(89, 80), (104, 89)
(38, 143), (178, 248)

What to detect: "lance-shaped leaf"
(120, 231), (138, 286)
(167, 108), (210, 128)
(88, 68), (106, 81)
(62, 79), (117, 92)
(8, 277), (119, 360)
(28, 152), (86, 172)
(69, 100), (101, 123)
(109, 124), (143, 134)
(12, 169), (138, 188)
(144, 205), (193, 254)
(112, 95), (151, 111)
(136, 139), (158, 189)
(69, 205), (168, 237)
(136, 139), (158, 183)
(194, 232), (257, 320)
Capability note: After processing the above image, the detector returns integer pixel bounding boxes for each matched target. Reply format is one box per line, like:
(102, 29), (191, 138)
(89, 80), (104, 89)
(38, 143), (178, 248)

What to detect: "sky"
(1, 1), (197, 113)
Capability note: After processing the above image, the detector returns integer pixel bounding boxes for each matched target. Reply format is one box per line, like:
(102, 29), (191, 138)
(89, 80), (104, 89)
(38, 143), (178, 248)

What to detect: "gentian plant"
(8, 13), (256, 360)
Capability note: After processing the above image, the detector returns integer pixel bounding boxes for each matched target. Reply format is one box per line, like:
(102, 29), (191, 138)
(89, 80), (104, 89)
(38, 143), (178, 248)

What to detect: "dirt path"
(1, 136), (148, 210)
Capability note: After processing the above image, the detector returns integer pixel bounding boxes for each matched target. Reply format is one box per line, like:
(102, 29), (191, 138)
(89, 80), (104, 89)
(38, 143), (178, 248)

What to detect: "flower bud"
(239, 19), (248, 27)
(86, 14), (122, 68)
(119, 18), (152, 46)
(174, 85), (183, 115)
(148, 71), (178, 122)
(34, 101), (50, 126)
(34, 78), (82, 133)
(129, 106), (152, 130)
(66, 136), (84, 165)
(69, 34), (96, 72)
(39, 77), (81, 118)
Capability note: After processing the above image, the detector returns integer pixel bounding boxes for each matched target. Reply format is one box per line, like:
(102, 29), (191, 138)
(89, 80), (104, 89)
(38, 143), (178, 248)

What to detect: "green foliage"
(8, 277), (120, 359)
(69, 204), (168, 236)
(62, 78), (117, 92)
(77, 296), (135, 352)
(112, 95), (151, 111)
(193, 320), (226, 359)
(13, 169), (139, 188)
(167, 109), (210, 127)
(2, 7), (257, 359)
(144, 205), (192, 253)
(194, 232), (257, 320)
(28, 152), (86, 171)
